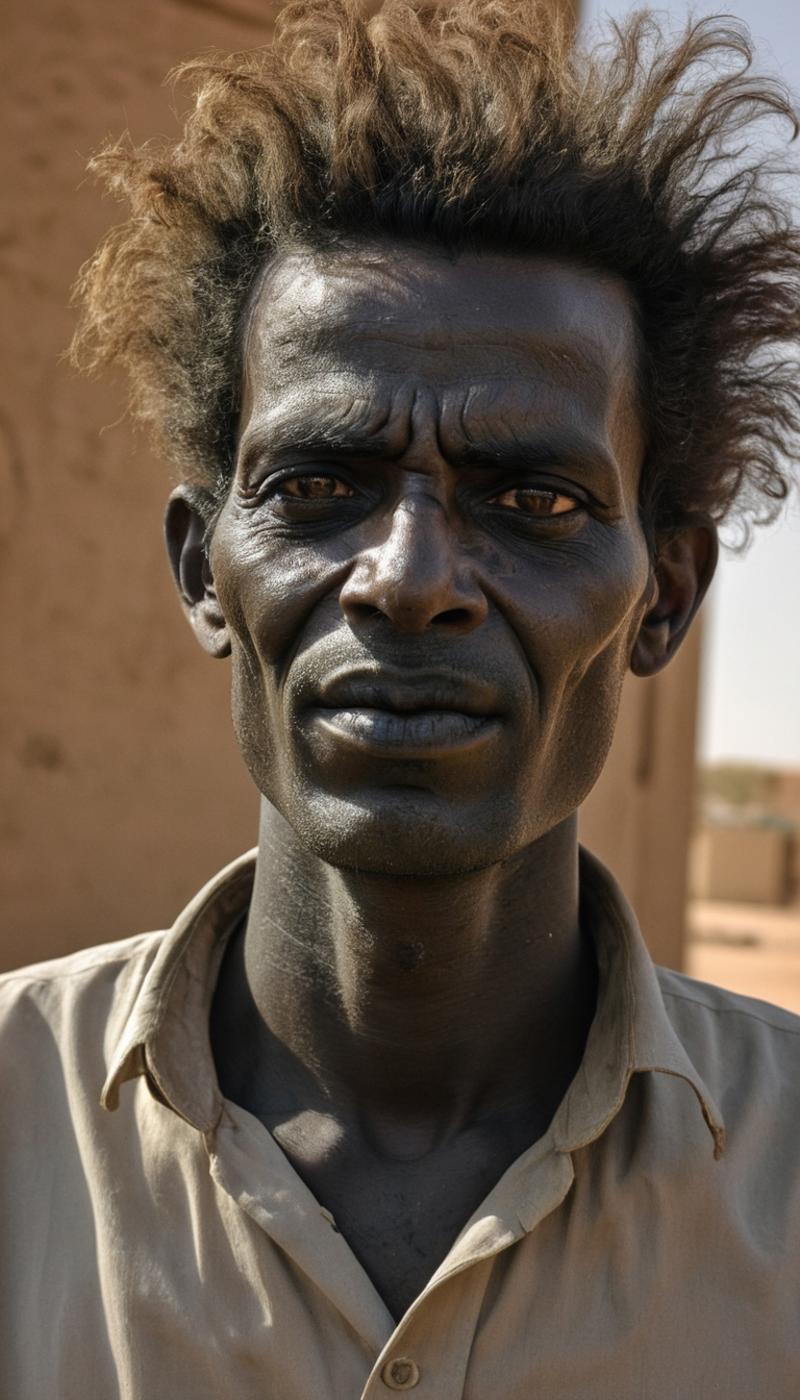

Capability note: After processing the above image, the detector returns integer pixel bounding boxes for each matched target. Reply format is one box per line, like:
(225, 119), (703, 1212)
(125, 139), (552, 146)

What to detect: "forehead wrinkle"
(249, 270), (630, 389)
(241, 261), (642, 483)
(244, 250), (642, 449)
(238, 384), (418, 467)
(240, 369), (632, 483)
(263, 311), (614, 390)
(248, 235), (640, 363)
(439, 376), (616, 453)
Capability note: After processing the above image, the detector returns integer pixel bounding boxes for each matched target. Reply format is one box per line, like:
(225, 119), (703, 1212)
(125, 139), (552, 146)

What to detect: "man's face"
(207, 243), (652, 876)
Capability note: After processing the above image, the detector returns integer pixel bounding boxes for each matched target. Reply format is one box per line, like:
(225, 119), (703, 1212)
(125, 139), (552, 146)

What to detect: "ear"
(631, 522), (718, 678)
(164, 486), (231, 659)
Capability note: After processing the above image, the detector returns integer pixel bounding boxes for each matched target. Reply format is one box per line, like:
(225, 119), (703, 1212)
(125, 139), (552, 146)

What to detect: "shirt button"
(381, 1356), (421, 1390)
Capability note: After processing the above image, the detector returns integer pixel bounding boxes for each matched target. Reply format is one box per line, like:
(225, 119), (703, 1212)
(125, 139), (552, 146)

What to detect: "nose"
(339, 493), (489, 635)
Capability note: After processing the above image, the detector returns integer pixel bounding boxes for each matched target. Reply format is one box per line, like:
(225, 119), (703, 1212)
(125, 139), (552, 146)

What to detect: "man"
(2, 2), (799, 1395)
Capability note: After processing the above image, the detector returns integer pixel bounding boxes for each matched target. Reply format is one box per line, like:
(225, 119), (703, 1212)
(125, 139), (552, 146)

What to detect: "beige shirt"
(1, 848), (798, 1400)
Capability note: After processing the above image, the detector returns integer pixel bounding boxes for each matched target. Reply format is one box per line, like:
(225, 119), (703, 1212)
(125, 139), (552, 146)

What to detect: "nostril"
(433, 607), (474, 628)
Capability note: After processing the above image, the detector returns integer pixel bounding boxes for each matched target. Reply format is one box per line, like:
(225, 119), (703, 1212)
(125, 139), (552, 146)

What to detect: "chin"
(284, 787), (524, 878)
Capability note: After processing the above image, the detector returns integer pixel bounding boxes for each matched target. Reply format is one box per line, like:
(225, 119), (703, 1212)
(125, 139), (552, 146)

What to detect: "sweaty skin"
(166, 243), (715, 1320)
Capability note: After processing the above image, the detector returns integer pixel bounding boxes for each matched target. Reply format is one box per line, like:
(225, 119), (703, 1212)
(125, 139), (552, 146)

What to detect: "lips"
(307, 667), (503, 756)
(316, 668), (500, 717)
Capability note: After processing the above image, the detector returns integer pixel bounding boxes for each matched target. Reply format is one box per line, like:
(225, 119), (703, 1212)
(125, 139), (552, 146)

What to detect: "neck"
(212, 801), (596, 1152)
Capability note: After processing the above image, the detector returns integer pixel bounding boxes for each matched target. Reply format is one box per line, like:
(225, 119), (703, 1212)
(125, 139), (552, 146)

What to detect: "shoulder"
(0, 931), (164, 1064)
(657, 964), (800, 1044)
(0, 931), (163, 990)
(657, 966), (800, 1127)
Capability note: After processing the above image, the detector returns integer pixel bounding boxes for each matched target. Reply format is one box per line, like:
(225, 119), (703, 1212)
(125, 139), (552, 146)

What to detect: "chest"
(270, 1122), (532, 1321)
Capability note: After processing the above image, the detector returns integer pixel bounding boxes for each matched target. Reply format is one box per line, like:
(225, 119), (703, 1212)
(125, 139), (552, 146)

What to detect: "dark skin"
(166, 242), (716, 1321)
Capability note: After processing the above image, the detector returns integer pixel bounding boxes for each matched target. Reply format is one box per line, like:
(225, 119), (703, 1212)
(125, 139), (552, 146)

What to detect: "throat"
(211, 802), (596, 1141)
(209, 805), (598, 1321)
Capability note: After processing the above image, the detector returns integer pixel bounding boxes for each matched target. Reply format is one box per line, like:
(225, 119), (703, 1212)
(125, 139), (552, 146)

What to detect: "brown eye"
(489, 487), (578, 516)
(282, 475), (354, 500)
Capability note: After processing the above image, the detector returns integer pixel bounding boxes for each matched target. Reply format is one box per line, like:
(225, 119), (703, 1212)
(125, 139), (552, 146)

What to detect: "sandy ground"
(686, 899), (800, 1015)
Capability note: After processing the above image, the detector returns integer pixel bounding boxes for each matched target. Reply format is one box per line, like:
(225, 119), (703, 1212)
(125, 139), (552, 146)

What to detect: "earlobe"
(631, 522), (718, 677)
(164, 487), (231, 659)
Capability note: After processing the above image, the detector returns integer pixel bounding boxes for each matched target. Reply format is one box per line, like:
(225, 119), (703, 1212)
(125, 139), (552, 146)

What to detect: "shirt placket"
(207, 1106), (396, 1357)
(360, 1148), (576, 1400)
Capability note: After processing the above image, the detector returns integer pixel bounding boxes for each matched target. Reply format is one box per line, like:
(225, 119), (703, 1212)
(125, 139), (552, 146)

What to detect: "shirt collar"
(101, 845), (725, 1157)
(551, 848), (725, 1159)
(101, 849), (257, 1130)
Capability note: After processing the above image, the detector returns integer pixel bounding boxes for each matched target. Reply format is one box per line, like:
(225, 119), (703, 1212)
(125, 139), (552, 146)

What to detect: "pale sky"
(581, 0), (800, 769)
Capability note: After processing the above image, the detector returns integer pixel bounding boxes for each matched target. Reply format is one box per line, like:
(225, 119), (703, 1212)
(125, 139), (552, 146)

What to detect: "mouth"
(307, 668), (503, 757)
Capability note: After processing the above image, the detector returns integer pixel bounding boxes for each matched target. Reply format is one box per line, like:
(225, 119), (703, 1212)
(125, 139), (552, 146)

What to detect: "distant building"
(692, 763), (800, 905)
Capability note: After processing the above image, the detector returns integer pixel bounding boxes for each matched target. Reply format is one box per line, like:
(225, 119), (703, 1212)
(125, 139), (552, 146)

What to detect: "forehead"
(240, 241), (641, 441)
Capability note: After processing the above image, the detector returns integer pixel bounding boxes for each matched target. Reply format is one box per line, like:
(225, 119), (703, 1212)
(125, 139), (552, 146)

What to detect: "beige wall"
(580, 627), (703, 969)
(1, 0), (270, 971)
(1, 0), (699, 973)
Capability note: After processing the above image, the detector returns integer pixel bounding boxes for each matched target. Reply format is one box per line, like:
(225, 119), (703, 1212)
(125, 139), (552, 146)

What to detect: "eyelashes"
(485, 486), (580, 517)
(244, 466), (591, 533)
(277, 475), (356, 501)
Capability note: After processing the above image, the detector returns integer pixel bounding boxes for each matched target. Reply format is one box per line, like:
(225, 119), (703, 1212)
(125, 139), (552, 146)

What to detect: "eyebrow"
(238, 417), (406, 473)
(238, 421), (621, 507)
(238, 417), (619, 484)
(445, 429), (616, 476)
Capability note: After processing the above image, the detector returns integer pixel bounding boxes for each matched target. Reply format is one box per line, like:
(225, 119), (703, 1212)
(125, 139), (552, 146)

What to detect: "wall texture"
(581, 623), (703, 969)
(1, 0), (698, 972)
(1, 0), (272, 969)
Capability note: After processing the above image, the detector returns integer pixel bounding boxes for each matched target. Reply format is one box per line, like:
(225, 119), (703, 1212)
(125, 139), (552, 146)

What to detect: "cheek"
(546, 534), (650, 781)
(507, 532), (649, 820)
(495, 528), (650, 705)
(210, 513), (357, 800)
(210, 508), (353, 669)
(565, 536), (649, 680)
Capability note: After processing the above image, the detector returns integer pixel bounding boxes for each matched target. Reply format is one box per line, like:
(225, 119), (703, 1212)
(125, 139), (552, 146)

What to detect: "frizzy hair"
(71, 0), (800, 537)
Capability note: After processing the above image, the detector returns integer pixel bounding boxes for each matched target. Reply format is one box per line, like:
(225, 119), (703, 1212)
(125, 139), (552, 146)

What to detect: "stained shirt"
(1, 847), (798, 1400)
